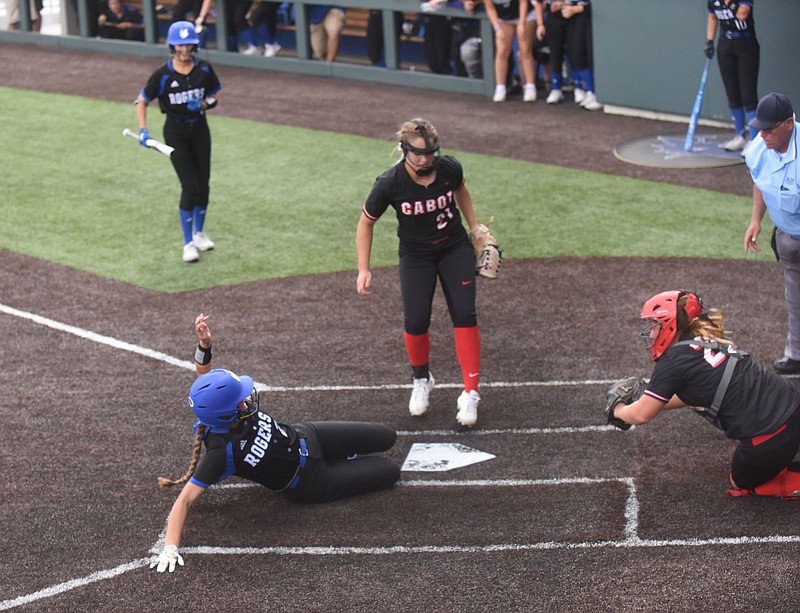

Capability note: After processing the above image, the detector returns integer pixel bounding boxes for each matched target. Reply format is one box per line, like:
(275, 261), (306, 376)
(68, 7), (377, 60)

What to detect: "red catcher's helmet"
(639, 290), (703, 361)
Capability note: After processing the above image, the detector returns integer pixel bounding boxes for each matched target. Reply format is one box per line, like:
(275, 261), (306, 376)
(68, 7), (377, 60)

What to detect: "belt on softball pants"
(288, 432), (309, 490)
(722, 30), (752, 39)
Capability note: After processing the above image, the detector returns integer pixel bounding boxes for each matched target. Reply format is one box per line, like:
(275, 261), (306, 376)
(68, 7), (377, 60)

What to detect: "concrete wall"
(593, 0), (800, 121)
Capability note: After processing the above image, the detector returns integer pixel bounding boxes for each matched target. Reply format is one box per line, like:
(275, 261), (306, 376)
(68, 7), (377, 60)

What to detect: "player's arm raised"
(194, 313), (213, 375)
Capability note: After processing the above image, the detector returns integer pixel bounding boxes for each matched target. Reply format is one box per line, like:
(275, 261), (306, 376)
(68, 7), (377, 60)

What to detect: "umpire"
(744, 93), (800, 374)
(135, 21), (222, 263)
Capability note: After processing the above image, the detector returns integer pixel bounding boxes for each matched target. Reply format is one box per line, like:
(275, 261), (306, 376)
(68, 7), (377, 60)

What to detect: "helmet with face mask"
(399, 118), (440, 176)
(188, 369), (258, 427)
(639, 290), (704, 361)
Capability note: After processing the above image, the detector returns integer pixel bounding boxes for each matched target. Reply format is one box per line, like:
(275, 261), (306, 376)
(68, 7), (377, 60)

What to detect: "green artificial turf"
(0, 86), (771, 293)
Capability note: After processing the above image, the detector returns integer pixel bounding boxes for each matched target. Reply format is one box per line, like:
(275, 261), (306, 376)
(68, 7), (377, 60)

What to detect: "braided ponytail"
(157, 424), (207, 488)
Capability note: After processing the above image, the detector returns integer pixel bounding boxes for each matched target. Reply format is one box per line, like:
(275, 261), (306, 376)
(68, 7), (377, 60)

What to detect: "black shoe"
(773, 357), (800, 375)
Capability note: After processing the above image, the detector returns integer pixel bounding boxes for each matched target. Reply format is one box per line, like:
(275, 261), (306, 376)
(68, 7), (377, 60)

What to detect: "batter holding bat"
(605, 290), (800, 499)
(135, 21), (222, 263)
(356, 118), (501, 428)
(705, 0), (759, 152)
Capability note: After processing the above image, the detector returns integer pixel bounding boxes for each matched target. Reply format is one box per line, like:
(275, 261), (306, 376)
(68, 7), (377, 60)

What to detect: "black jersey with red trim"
(645, 334), (799, 439)
(363, 155), (468, 246)
(708, 0), (755, 36)
(140, 58), (222, 120)
(189, 410), (301, 490)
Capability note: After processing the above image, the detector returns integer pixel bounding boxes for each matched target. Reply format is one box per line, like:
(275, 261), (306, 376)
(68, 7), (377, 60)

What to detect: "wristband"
(205, 96), (217, 110)
(493, 24), (500, 32)
(195, 344), (212, 365)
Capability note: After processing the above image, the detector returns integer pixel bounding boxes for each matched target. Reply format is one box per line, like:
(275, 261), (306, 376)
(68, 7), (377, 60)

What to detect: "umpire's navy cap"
(748, 92), (794, 130)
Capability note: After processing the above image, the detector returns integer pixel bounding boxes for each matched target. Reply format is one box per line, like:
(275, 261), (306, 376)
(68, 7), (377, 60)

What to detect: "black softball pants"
(163, 118), (211, 212)
(399, 237), (477, 335)
(717, 36), (760, 111)
(284, 422), (400, 504)
(731, 407), (800, 490)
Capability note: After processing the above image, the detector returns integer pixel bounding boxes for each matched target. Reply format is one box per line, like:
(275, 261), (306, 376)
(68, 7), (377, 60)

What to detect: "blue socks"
(193, 206), (208, 234)
(731, 107), (746, 137)
(746, 109), (758, 140)
(180, 210), (194, 244)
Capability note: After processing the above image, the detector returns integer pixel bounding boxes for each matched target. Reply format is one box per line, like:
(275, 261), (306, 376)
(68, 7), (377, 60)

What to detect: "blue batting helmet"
(167, 21), (200, 47)
(189, 369), (256, 427)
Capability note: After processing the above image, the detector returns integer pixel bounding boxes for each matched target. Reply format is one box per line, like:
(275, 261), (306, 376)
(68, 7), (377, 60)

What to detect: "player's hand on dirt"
(195, 313), (212, 346)
(150, 544), (184, 573)
(138, 128), (151, 147)
(357, 271), (372, 296)
(744, 224), (761, 253)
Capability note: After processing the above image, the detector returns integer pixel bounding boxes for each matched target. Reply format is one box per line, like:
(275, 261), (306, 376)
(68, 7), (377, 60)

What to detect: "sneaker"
(456, 390), (480, 427)
(773, 357), (800, 375)
(580, 91), (603, 111)
(573, 87), (586, 105)
(546, 89), (563, 104)
(193, 231), (215, 252)
(264, 43), (281, 57)
(723, 133), (747, 152)
(523, 84), (537, 102)
(241, 44), (260, 56)
(492, 85), (507, 103)
(182, 242), (199, 263)
(409, 373), (435, 416)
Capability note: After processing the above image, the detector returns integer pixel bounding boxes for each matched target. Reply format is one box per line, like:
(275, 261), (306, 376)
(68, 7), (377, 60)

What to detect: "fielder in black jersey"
(609, 290), (800, 499)
(149, 313), (400, 574)
(135, 21), (222, 263)
(356, 118), (483, 427)
(706, 0), (759, 151)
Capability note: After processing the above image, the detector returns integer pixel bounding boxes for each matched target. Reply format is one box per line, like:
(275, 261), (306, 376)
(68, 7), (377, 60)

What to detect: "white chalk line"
(0, 303), (618, 391)
(0, 559), (152, 611)
(1, 305), (798, 607)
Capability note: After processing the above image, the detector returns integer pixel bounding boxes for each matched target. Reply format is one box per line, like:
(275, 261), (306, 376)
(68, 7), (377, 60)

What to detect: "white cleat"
(492, 85), (507, 102)
(241, 44), (260, 56)
(523, 84), (537, 102)
(182, 241), (199, 263)
(573, 87), (586, 105)
(409, 373), (435, 416)
(264, 43), (282, 57)
(723, 133), (747, 151)
(456, 390), (480, 427)
(580, 91), (603, 111)
(193, 232), (215, 251)
(546, 89), (564, 104)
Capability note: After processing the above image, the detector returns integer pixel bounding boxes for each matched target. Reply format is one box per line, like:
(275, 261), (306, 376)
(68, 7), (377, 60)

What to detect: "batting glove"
(150, 544), (185, 573)
(704, 40), (715, 59)
(187, 98), (203, 112)
(138, 128), (152, 147)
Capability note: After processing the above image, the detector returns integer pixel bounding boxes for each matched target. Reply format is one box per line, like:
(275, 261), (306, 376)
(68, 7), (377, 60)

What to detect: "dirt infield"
(2, 42), (799, 612)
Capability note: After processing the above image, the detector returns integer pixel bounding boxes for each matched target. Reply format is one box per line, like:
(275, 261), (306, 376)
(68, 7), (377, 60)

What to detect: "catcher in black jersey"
(135, 21), (222, 263)
(356, 118), (483, 427)
(149, 314), (400, 573)
(608, 290), (800, 499)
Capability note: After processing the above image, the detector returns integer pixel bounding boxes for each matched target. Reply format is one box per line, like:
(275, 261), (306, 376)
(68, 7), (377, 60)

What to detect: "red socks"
(404, 331), (430, 369)
(454, 326), (481, 393)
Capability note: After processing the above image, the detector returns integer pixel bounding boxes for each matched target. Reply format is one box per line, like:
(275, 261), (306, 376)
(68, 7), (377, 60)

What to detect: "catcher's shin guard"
(730, 467), (800, 499)
(753, 467), (800, 499)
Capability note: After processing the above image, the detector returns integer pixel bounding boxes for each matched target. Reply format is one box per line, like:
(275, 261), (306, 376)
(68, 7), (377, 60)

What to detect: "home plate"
(401, 443), (496, 472)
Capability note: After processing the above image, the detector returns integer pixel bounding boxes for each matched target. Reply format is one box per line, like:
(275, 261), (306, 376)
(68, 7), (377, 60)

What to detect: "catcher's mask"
(400, 119), (440, 176)
(639, 290), (703, 361)
(189, 369), (259, 427)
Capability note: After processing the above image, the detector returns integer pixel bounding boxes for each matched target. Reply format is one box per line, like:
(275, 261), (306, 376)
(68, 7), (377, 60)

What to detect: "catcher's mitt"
(604, 376), (646, 431)
(470, 216), (503, 279)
